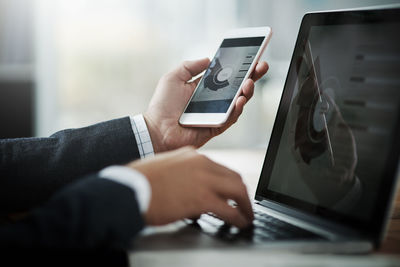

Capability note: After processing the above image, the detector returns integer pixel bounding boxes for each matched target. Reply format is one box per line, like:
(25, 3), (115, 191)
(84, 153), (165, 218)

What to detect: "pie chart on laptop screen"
(294, 51), (338, 166)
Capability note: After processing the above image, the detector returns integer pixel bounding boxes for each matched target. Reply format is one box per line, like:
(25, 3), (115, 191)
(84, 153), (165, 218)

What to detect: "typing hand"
(127, 146), (254, 228)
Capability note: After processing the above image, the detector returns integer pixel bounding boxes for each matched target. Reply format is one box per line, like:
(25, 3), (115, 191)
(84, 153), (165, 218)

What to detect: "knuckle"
(239, 182), (247, 194)
(182, 60), (190, 67)
(198, 153), (209, 161)
(233, 179), (247, 196)
(180, 61), (192, 77)
(230, 171), (242, 181)
(180, 146), (198, 160)
(182, 145), (195, 153)
(237, 178), (247, 190)
(160, 72), (171, 81)
(196, 154), (210, 164)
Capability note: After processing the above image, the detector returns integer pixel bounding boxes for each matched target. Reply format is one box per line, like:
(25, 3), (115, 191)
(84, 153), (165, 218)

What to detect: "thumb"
(172, 58), (210, 82)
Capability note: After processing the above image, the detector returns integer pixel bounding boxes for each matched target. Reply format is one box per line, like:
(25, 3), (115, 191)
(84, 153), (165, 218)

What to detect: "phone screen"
(184, 37), (265, 113)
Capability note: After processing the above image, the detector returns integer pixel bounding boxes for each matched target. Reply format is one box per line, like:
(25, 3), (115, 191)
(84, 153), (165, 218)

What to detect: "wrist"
(143, 112), (165, 153)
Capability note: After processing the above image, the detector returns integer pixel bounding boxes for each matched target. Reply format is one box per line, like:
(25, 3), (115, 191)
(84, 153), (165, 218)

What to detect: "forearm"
(0, 117), (140, 214)
(0, 176), (144, 250)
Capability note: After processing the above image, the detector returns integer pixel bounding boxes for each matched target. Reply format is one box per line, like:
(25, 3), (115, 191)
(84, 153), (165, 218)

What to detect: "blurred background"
(1, 0), (399, 148)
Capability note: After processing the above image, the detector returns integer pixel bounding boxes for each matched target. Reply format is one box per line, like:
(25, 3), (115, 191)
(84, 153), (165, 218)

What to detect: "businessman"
(0, 58), (268, 256)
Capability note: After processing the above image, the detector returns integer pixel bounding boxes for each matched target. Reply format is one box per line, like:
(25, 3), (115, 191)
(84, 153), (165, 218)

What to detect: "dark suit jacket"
(0, 117), (144, 253)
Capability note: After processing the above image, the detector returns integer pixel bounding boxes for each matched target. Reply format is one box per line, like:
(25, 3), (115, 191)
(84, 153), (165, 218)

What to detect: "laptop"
(133, 7), (400, 254)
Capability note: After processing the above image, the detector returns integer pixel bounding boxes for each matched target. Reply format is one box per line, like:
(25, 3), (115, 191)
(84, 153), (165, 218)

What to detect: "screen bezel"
(179, 27), (271, 127)
(255, 8), (400, 243)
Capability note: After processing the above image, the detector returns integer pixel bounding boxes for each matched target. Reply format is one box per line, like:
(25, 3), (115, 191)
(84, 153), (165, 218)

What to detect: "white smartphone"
(179, 26), (272, 127)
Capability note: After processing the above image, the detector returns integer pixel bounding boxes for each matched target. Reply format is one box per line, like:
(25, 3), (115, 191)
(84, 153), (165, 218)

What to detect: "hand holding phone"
(142, 40), (269, 153)
(179, 27), (272, 127)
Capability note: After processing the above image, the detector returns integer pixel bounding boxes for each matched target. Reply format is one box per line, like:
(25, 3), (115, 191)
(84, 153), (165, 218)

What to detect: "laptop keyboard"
(194, 209), (323, 243)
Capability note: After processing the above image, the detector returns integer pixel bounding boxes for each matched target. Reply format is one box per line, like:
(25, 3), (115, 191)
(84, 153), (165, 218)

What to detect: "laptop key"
(196, 211), (323, 242)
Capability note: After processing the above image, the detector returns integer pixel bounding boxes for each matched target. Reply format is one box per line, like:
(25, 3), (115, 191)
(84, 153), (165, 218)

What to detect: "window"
(30, 0), (399, 147)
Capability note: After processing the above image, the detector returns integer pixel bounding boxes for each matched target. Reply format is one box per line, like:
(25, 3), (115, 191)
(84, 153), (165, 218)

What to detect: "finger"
(215, 178), (254, 221)
(173, 58), (210, 82)
(205, 164), (253, 221)
(251, 61), (269, 82)
(227, 80), (253, 126)
(209, 95), (248, 137)
(208, 195), (251, 228)
(227, 96), (247, 126)
(233, 96), (247, 120)
(210, 96), (247, 136)
(241, 79), (255, 100)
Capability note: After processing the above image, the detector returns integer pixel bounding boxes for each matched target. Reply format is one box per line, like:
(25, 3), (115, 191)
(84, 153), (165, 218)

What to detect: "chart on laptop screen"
(267, 23), (400, 222)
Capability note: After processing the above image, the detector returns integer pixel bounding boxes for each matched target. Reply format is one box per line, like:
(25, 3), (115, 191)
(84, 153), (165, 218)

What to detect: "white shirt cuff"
(130, 114), (154, 159)
(99, 166), (151, 213)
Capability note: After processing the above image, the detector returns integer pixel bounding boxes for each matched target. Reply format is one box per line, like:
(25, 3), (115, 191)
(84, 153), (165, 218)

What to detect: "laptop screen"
(256, 8), (400, 234)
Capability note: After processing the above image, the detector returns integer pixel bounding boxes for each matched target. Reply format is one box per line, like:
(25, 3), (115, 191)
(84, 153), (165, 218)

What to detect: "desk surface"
(130, 149), (400, 266)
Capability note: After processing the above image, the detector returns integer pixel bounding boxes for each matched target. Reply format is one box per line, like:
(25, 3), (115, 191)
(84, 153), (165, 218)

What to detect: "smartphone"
(179, 26), (272, 127)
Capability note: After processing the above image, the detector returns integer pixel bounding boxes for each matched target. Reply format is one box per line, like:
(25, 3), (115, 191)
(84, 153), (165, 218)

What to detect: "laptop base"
(131, 220), (372, 254)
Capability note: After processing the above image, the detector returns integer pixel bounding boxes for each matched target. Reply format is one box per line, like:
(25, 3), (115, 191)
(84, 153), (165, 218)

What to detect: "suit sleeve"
(0, 117), (140, 214)
(0, 175), (144, 250)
